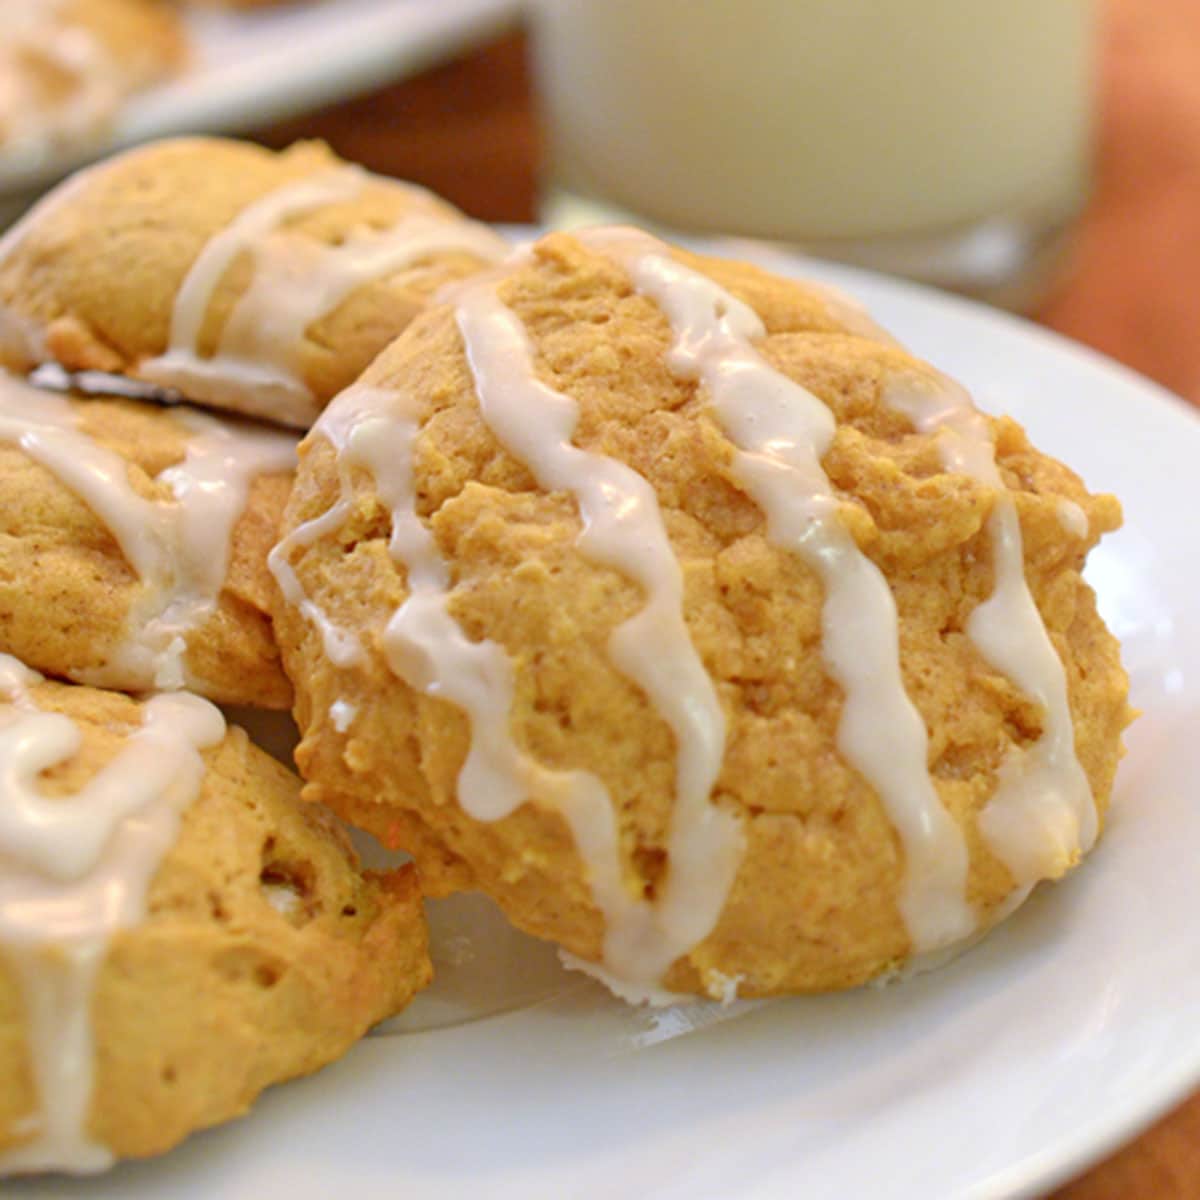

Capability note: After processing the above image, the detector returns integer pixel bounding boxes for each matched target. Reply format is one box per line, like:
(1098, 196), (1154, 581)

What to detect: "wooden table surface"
(259, 7), (1199, 1197)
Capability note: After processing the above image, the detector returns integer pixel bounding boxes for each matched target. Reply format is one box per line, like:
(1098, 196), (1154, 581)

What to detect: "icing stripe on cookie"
(885, 374), (1097, 884)
(139, 170), (507, 427)
(219, 213), (507, 403)
(139, 168), (363, 425)
(266, 458), (365, 671)
(582, 227), (975, 953)
(455, 283), (742, 993)
(709, 238), (901, 346)
(0, 657), (225, 1175)
(1057, 498), (1089, 538)
(0, 372), (296, 692)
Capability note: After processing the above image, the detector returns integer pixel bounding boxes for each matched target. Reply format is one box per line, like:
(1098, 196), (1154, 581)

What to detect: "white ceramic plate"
(0, 0), (523, 197)
(10, 248), (1200, 1200)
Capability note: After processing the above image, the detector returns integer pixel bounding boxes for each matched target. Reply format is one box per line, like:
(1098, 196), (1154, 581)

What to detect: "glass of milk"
(532, 0), (1097, 308)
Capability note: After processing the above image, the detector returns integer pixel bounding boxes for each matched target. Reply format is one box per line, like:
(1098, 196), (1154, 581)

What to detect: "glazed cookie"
(0, 658), (431, 1172)
(1, 0), (185, 164)
(271, 228), (1131, 1003)
(0, 370), (295, 708)
(0, 137), (509, 427)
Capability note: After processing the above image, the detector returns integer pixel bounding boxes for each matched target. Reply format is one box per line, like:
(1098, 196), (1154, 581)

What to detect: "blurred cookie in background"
(0, 0), (186, 168)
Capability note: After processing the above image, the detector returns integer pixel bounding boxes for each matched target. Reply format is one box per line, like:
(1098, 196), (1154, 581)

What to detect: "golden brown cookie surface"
(272, 230), (1131, 1000)
(0, 371), (295, 707)
(0, 668), (430, 1168)
(0, 137), (508, 427)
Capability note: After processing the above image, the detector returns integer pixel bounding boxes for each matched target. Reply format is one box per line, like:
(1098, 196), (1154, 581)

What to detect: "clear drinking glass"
(532, 0), (1097, 310)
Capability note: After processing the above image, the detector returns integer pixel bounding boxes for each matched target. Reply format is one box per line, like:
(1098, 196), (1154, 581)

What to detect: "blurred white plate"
(10, 246), (1200, 1199)
(0, 0), (523, 198)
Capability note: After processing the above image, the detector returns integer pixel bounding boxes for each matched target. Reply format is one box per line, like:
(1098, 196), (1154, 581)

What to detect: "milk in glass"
(533, 0), (1096, 300)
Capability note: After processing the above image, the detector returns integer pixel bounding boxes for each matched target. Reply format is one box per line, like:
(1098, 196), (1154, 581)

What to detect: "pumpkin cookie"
(0, 660), (430, 1172)
(0, 370), (295, 707)
(271, 228), (1131, 1003)
(0, 136), (509, 427)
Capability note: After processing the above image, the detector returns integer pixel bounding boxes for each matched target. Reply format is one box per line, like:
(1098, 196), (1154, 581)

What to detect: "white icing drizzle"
(558, 950), (688, 1008)
(714, 240), (901, 346)
(262, 881), (302, 917)
(266, 456), (365, 670)
(707, 969), (745, 1007)
(0, 655), (40, 708)
(328, 699), (357, 733)
(454, 282), (742, 988)
(0, 0), (124, 170)
(0, 656), (226, 1175)
(221, 214), (507, 389)
(581, 227), (974, 952)
(1057, 497), (1089, 539)
(139, 169), (507, 427)
(0, 371), (296, 693)
(885, 374), (1097, 883)
(137, 167), (363, 426)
